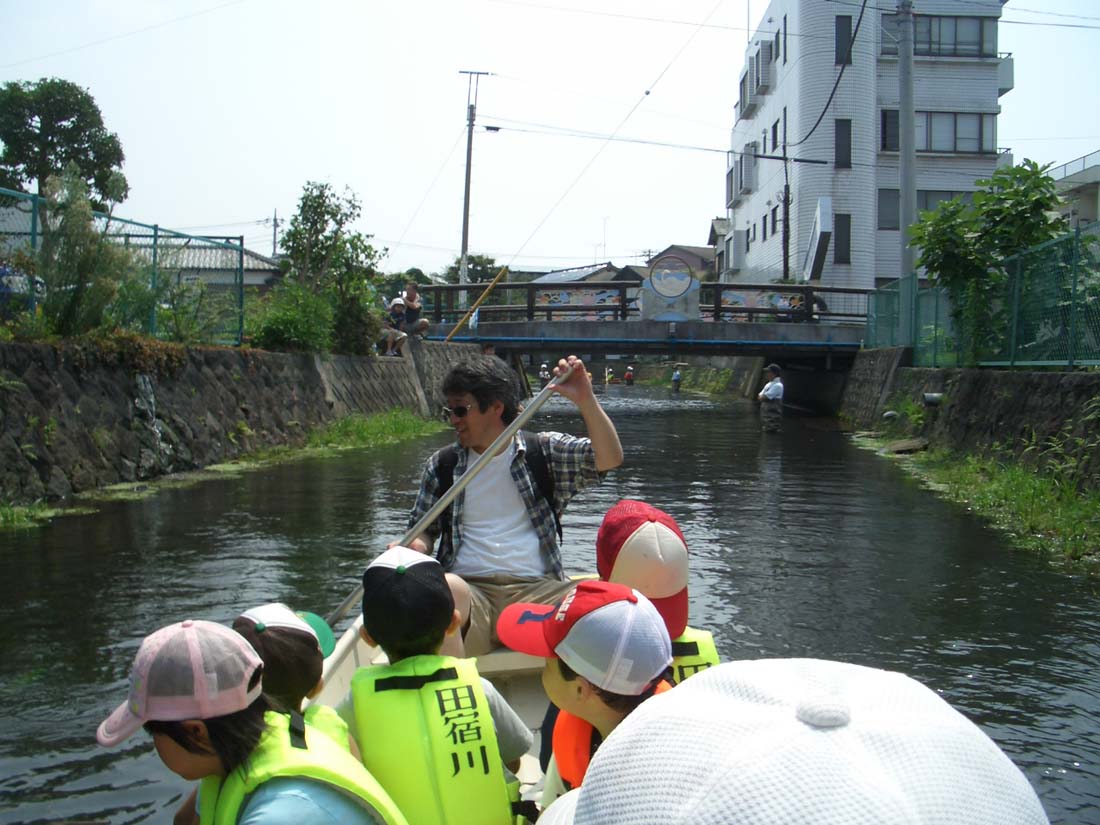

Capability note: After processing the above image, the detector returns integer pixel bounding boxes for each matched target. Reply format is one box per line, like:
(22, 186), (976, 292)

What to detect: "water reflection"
(0, 387), (1097, 823)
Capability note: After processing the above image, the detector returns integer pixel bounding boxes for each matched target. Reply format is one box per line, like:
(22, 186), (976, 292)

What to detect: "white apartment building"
(724, 0), (1014, 290)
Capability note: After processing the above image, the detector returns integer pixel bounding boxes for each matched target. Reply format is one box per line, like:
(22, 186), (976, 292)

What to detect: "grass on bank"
(905, 449), (1100, 562)
(1, 409), (447, 525)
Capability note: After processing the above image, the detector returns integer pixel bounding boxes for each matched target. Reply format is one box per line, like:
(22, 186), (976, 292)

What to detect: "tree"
(0, 78), (128, 209)
(273, 182), (387, 355)
(442, 254), (504, 284)
(910, 160), (1067, 364)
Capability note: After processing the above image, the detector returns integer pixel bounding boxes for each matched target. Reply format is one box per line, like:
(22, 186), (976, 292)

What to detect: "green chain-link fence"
(1, 187), (282, 345)
(865, 223), (1100, 367)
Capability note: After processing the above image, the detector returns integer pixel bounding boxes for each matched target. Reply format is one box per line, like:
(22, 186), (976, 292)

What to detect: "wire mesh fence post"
(1008, 255), (1021, 367)
(237, 235), (245, 346)
(28, 194), (39, 314)
(932, 288), (939, 367)
(1068, 225), (1080, 367)
(150, 224), (159, 337)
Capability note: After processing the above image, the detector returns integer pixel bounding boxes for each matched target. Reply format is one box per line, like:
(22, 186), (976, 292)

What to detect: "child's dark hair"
(143, 668), (269, 776)
(557, 658), (672, 717)
(442, 357), (519, 424)
(231, 618), (322, 713)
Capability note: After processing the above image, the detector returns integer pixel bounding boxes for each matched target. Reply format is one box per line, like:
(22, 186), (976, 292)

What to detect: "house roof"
(708, 218), (730, 245)
(530, 262), (619, 283)
(646, 245), (716, 268)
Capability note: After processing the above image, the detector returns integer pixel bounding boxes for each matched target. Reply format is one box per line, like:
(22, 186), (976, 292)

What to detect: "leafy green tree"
(274, 182), (387, 355)
(0, 78), (128, 209)
(20, 164), (138, 337)
(910, 160), (1067, 363)
(442, 254), (504, 284)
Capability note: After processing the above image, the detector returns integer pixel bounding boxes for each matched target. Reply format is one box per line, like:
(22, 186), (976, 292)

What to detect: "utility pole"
(898, 0), (918, 343)
(271, 209), (281, 257)
(459, 70), (491, 292)
(782, 144), (791, 281)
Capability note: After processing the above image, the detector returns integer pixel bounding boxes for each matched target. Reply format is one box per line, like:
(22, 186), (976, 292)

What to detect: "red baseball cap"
(596, 500), (689, 639)
(496, 580), (672, 696)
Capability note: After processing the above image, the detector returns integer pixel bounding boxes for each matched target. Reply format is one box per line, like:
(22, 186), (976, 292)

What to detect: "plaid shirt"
(408, 430), (600, 579)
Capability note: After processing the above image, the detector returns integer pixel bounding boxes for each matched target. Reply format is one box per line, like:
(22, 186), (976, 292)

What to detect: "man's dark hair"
(143, 668), (269, 776)
(442, 356), (519, 424)
(557, 658), (672, 717)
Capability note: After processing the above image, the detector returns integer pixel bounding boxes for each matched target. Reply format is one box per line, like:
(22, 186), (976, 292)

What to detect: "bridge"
(418, 281), (868, 360)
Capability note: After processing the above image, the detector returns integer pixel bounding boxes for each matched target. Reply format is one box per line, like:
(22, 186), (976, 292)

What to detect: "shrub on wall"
(251, 278), (334, 352)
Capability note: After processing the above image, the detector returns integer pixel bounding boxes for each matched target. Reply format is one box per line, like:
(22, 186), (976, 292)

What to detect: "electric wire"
(1, 0), (248, 69)
(393, 126), (467, 250)
(787, 0), (869, 148)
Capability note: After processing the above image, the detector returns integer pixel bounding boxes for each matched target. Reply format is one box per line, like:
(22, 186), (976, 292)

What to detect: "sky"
(2, 0), (1099, 278)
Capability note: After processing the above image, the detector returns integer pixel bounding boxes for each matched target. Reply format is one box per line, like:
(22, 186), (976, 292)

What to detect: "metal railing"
(0, 187), (279, 345)
(865, 222), (1100, 367)
(1049, 150), (1100, 182)
(419, 282), (869, 326)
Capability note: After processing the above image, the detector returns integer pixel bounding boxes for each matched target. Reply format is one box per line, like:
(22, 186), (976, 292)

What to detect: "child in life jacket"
(495, 580), (672, 809)
(172, 603), (357, 825)
(96, 619), (407, 825)
(338, 546), (533, 825)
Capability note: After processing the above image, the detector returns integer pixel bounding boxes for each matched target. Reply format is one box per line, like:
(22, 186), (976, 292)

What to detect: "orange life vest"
(552, 680), (672, 789)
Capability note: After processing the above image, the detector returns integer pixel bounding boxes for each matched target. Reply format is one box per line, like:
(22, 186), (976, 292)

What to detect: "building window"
(881, 109), (899, 151)
(834, 213), (851, 264)
(835, 119), (852, 169)
(762, 129), (768, 155)
(882, 109), (995, 153)
(774, 30), (781, 62)
(836, 16), (853, 64)
(772, 119), (780, 151)
(762, 214), (768, 241)
(783, 15), (788, 64)
(771, 206), (779, 234)
(881, 14), (997, 58)
(782, 107), (787, 144)
(877, 189), (972, 229)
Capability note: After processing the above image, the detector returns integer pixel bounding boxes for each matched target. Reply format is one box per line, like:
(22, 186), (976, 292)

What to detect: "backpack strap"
(433, 432), (560, 560)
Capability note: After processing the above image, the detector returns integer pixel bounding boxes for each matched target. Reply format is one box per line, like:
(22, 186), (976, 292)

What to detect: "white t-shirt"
(450, 443), (547, 579)
(761, 378), (784, 401)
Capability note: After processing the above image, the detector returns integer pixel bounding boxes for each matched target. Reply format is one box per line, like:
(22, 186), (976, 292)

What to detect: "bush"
(251, 278), (333, 352)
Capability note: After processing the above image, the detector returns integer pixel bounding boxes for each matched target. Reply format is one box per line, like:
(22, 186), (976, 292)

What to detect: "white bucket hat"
(539, 658), (1049, 825)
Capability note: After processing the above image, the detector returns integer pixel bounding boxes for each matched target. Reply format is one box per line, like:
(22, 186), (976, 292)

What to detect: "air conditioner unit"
(754, 43), (773, 94)
(737, 67), (757, 120)
(729, 229), (746, 272)
(737, 143), (758, 194)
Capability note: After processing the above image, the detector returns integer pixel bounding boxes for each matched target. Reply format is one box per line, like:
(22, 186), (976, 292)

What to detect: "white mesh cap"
(539, 658), (1050, 825)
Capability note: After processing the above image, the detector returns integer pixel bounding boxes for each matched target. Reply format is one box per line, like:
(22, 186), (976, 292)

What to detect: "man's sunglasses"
(441, 403), (475, 419)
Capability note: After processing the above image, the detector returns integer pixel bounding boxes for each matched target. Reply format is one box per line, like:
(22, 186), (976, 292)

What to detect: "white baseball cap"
(539, 658), (1049, 825)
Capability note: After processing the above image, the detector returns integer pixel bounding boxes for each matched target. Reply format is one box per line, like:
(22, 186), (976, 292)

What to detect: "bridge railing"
(420, 281), (869, 325)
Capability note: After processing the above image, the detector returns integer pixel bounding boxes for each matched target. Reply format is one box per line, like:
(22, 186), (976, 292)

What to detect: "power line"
(788, 0), (869, 148)
(1, 0), (247, 69)
(480, 118), (727, 154)
(394, 126), (466, 249)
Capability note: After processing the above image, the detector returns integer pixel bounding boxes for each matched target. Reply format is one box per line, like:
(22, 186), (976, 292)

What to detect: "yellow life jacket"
(351, 655), (516, 825)
(197, 710), (407, 825)
(303, 703), (349, 749)
(670, 626), (720, 685)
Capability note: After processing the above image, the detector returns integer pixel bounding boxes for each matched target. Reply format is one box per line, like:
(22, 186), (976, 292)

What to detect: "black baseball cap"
(361, 547), (455, 653)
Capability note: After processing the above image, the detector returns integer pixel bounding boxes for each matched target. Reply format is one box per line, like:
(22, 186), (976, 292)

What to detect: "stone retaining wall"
(841, 349), (1100, 487)
(0, 341), (466, 504)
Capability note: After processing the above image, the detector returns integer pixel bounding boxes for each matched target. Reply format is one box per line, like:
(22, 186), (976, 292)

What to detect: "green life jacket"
(670, 626), (721, 685)
(303, 703), (349, 749)
(197, 710), (408, 825)
(351, 655), (519, 825)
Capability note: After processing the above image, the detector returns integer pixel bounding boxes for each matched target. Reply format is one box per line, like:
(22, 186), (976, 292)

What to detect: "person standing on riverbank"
(671, 368), (681, 393)
(757, 363), (783, 432)
(403, 354), (623, 657)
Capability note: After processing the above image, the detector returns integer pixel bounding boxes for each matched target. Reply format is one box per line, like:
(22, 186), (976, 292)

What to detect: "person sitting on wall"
(399, 281), (430, 337)
(381, 297), (408, 357)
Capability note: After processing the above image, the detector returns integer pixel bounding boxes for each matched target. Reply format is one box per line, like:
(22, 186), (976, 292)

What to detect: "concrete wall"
(0, 341), (475, 505)
(841, 348), (1100, 487)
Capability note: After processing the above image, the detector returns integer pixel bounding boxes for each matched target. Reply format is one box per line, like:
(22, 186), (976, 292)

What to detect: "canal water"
(1, 387), (1097, 824)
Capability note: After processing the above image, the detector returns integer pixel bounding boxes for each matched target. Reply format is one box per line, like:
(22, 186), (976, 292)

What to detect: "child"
(495, 580), (672, 808)
(174, 603), (354, 825)
(382, 297), (408, 356)
(96, 619), (407, 825)
(339, 546), (533, 825)
(595, 500), (719, 684)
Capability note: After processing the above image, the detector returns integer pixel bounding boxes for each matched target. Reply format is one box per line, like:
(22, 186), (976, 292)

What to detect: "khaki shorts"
(461, 574), (576, 657)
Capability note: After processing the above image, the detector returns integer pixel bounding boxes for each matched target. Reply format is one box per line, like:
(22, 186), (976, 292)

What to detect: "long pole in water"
(324, 361), (577, 627)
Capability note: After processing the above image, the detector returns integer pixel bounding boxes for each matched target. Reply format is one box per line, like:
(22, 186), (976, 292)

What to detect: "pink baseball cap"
(596, 500), (689, 639)
(496, 580), (672, 696)
(96, 619), (263, 747)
